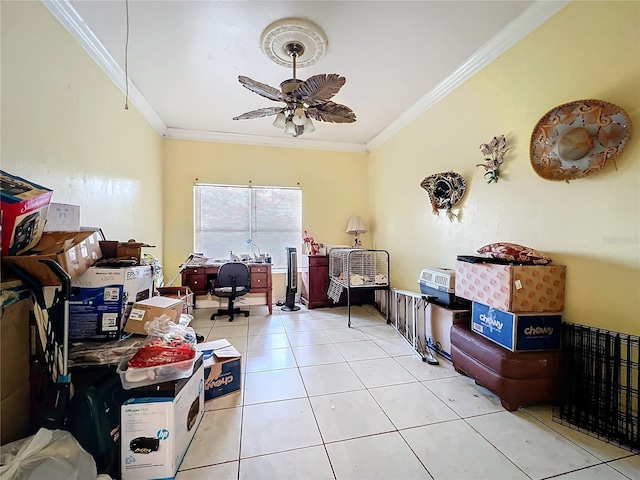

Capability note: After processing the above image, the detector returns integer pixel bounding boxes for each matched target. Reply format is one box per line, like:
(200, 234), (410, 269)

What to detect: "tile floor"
(178, 303), (639, 480)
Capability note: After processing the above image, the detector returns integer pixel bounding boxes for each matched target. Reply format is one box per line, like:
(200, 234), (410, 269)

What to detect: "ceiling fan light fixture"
(284, 120), (297, 135)
(273, 111), (286, 128)
(303, 116), (315, 133)
(292, 105), (306, 126)
(233, 17), (356, 137)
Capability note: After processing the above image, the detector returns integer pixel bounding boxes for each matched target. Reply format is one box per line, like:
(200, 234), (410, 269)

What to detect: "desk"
(181, 263), (273, 314)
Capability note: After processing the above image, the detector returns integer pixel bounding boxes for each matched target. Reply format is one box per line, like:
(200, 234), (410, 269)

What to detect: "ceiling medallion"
(233, 18), (355, 137)
(260, 18), (327, 68)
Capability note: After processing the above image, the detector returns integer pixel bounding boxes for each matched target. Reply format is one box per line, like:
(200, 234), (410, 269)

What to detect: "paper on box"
(196, 340), (242, 400)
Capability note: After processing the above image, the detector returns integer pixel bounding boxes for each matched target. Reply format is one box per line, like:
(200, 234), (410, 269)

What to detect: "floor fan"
(281, 247), (300, 311)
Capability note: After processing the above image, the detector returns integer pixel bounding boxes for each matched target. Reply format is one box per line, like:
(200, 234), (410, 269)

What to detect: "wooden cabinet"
(301, 254), (329, 308)
(181, 267), (216, 295)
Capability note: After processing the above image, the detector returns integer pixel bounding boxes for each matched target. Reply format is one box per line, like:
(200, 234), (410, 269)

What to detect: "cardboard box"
(121, 362), (204, 480)
(1, 385), (31, 445)
(68, 284), (124, 340)
(124, 296), (184, 335)
(100, 240), (154, 265)
(425, 303), (470, 360)
(1, 280), (32, 400)
(196, 339), (242, 401)
(0, 170), (53, 256)
(73, 265), (154, 318)
(2, 230), (103, 285)
(45, 264), (153, 340)
(157, 286), (194, 315)
(1, 280), (32, 445)
(44, 203), (81, 232)
(455, 261), (566, 312)
(471, 301), (562, 352)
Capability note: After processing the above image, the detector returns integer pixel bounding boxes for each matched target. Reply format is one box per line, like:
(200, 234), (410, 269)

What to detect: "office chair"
(210, 262), (251, 322)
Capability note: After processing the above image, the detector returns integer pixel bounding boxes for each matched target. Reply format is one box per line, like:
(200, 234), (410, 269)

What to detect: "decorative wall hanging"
(477, 135), (509, 184)
(420, 171), (466, 221)
(530, 99), (632, 182)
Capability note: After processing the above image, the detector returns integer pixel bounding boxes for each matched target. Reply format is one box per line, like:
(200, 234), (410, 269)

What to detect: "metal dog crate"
(328, 248), (390, 327)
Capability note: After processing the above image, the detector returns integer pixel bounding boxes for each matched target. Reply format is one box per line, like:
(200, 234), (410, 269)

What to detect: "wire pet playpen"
(327, 248), (390, 327)
(554, 322), (639, 453)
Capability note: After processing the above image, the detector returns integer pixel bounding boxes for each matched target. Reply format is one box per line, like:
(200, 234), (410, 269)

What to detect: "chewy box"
(0, 171), (53, 256)
(471, 301), (562, 352)
(121, 361), (204, 480)
(196, 339), (241, 400)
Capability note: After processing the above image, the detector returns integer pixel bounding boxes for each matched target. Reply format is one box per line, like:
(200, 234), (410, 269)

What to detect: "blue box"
(68, 285), (124, 340)
(196, 340), (242, 401)
(471, 301), (562, 352)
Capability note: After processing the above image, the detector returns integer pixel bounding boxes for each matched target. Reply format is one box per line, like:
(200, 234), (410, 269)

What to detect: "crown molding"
(164, 128), (368, 153)
(366, 0), (570, 151)
(42, 0), (167, 136)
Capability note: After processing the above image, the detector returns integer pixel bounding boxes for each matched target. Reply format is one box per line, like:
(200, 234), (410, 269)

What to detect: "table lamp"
(346, 215), (367, 248)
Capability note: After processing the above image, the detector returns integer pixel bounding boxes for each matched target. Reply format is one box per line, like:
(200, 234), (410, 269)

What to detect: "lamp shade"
(346, 215), (367, 234)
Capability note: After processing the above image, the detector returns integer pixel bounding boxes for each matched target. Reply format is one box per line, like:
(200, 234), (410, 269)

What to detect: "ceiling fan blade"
(295, 74), (346, 105)
(306, 102), (356, 123)
(238, 76), (287, 102)
(233, 106), (284, 120)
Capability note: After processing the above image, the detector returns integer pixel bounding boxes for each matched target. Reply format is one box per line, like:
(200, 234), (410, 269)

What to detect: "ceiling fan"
(232, 41), (356, 137)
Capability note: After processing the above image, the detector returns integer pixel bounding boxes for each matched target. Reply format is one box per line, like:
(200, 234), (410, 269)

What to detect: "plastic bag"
(0, 428), (97, 480)
(127, 314), (196, 368)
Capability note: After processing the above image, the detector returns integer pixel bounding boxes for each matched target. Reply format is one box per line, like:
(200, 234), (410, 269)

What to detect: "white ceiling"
(46, 1), (567, 152)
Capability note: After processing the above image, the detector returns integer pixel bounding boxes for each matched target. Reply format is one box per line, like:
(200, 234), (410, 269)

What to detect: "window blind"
(194, 184), (302, 268)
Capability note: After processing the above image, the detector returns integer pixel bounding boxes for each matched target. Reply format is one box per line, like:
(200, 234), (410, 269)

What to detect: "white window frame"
(193, 184), (302, 270)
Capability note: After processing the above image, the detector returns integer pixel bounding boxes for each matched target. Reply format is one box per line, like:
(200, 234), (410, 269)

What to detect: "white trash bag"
(0, 428), (97, 480)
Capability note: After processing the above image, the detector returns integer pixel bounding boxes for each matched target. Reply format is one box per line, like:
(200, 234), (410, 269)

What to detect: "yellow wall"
(4, 1), (638, 333)
(162, 140), (367, 299)
(369, 1), (640, 334)
(1, 1), (164, 260)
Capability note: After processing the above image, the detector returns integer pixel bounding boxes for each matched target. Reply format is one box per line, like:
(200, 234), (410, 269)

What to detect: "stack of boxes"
(455, 261), (566, 351)
(451, 260), (566, 411)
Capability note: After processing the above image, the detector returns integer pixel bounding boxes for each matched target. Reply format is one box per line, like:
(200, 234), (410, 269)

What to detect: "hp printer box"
(471, 302), (562, 352)
(121, 361), (204, 480)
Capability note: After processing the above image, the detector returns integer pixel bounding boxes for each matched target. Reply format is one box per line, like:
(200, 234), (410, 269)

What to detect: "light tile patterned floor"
(177, 304), (640, 480)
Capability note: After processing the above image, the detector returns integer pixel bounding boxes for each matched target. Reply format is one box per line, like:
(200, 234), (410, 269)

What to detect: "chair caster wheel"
(210, 315), (216, 321)
(244, 312), (250, 317)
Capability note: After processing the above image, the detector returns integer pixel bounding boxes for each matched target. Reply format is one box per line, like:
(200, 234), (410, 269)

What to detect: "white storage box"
(117, 352), (199, 390)
(121, 361), (204, 480)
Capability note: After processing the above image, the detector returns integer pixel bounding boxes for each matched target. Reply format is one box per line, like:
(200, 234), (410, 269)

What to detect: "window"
(194, 184), (302, 269)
